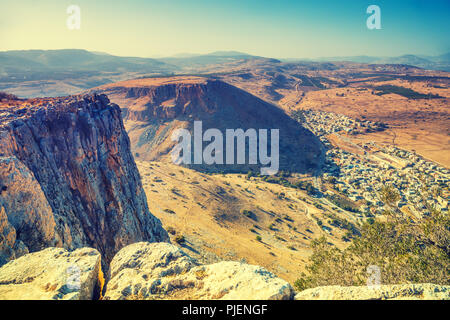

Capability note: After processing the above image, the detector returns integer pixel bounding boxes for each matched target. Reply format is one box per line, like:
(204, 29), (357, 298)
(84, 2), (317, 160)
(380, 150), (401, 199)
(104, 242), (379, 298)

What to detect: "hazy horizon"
(1, 47), (449, 61)
(1, 0), (449, 59)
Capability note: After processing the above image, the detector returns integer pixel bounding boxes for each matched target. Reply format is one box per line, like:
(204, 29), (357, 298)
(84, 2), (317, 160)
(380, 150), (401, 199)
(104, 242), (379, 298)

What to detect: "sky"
(0, 0), (449, 59)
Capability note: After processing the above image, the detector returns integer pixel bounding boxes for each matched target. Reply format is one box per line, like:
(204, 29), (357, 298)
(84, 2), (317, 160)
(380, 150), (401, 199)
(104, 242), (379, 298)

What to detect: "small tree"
(295, 208), (449, 290)
(174, 234), (185, 244)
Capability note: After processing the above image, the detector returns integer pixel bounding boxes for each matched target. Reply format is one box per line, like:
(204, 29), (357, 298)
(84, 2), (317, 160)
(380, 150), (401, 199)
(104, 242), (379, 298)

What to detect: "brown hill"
(94, 76), (324, 174)
(204, 62), (449, 168)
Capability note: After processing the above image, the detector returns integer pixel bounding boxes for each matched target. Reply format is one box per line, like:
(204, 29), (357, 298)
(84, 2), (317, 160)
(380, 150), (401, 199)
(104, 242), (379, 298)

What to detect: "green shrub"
(373, 85), (443, 99)
(241, 209), (257, 220)
(294, 208), (449, 290)
(174, 234), (185, 244)
(166, 226), (176, 235)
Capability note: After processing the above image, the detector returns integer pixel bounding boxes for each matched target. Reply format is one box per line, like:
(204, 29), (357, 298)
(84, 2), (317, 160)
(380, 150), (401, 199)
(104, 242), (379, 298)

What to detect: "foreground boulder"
(0, 247), (102, 300)
(104, 242), (294, 300)
(0, 94), (168, 265)
(2, 244), (447, 300)
(295, 284), (450, 300)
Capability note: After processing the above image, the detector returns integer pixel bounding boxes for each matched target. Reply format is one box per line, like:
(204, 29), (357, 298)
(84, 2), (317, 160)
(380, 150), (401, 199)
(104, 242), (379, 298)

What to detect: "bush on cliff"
(295, 207), (449, 291)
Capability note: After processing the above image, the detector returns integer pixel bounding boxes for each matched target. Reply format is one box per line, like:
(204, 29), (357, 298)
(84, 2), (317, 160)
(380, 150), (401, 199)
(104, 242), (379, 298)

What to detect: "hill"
(158, 51), (280, 70)
(0, 49), (173, 74)
(94, 76), (325, 174)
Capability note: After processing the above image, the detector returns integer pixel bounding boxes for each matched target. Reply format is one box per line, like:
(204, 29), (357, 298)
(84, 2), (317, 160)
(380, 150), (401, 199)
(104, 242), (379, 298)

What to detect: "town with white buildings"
(296, 109), (449, 219)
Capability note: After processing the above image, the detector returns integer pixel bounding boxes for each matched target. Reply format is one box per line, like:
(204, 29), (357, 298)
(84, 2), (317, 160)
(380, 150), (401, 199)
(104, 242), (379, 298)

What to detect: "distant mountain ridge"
(0, 49), (448, 98)
(158, 51), (280, 68)
(1, 49), (448, 74)
(0, 49), (174, 73)
(0, 49), (280, 74)
(0, 49), (282, 97)
(302, 53), (450, 71)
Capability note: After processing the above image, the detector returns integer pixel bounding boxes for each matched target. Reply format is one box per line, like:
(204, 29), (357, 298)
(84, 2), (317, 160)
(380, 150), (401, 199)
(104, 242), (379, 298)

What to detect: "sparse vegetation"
(241, 209), (257, 220)
(294, 208), (449, 291)
(325, 193), (359, 213)
(372, 85), (443, 99)
(166, 226), (176, 235)
(325, 213), (360, 237)
(174, 234), (186, 244)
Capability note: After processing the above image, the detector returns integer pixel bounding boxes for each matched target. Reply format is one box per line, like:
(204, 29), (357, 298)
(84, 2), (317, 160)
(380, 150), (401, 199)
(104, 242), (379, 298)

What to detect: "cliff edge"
(0, 94), (168, 265)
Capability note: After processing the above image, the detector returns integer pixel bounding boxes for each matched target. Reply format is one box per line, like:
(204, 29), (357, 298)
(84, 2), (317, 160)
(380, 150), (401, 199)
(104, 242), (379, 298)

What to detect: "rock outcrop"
(295, 284), (450, 300)
(1, 243), (447, 300)
(94, 76), (324, 174)
(0, 94), (168, 266)
(0, 247), (102, 300)
(103, 242), (294, 300)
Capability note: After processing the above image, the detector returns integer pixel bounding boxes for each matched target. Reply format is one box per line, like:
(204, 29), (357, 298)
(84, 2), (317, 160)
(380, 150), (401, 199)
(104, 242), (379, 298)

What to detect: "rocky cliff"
(0, 94), (168, 266)
(94, 76), (324, 174)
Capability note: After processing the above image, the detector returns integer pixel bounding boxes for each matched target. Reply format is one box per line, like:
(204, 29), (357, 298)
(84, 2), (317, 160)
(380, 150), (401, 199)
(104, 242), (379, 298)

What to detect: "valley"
(1, 0), (449, 301)
(137, 160), (348, 283)
(133, 105), (449, 284)
(88, 62), (448, 286)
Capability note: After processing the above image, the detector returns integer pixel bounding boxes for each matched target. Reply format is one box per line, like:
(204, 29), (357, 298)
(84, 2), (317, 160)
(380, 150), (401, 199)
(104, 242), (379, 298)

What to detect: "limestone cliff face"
(118, 80), (227, 121)
(0, 158), (55, 265)
(0, 94), (168, 265)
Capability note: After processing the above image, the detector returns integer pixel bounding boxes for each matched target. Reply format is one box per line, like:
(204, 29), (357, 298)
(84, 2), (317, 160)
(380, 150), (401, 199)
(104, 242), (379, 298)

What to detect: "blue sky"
(0, 0), (448, 58)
